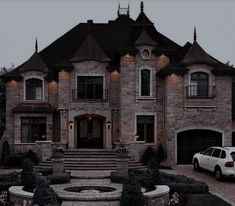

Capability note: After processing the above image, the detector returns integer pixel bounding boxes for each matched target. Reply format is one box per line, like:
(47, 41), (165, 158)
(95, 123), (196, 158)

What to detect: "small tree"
(140, 147), (155, 165)
(33, 177), (60, 206)
(120, 172), (145, 206)
(139, 158), (160, 191)
(156, 143), (166, 164)
(21, 159), (36, 190)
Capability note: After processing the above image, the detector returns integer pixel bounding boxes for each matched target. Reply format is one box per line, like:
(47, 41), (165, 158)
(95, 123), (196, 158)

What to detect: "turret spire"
(193, 26), (197, 42)
(140, 1), (144, 13)
(35, 38), (38, 52)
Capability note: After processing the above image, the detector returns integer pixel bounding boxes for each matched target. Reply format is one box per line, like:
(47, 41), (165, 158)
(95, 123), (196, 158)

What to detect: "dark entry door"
(77, 116), (103, 148)
(177, 130), (222, 164)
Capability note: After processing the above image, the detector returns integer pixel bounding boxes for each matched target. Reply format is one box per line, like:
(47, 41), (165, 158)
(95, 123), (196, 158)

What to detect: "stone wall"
(164, 64), (232, 164)
(5, 80), (20, 151)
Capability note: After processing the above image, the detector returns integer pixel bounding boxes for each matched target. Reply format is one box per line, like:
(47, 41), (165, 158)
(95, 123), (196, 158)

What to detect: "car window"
(230, 152), (235, 161)
(212, 149), (221, 158)
(221, 151), (226, 159)
(204, 148), (214, 156)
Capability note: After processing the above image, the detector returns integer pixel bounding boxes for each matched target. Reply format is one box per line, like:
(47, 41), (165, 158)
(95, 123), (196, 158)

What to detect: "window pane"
(77, 76), (103, 100)
(141, 70), (150, 96)
(221, 151), (226, 159)
(137, 115), (154, 143)
(26, 78), (42, 100)
(204, 148), (214, 156)
(21, 117), (46, 143)
(190, 72), (208, 97)
(212, 149), (221, 158)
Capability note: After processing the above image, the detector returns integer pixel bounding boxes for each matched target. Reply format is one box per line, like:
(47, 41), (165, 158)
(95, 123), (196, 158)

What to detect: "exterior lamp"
(107, 121), (111, 130)
(69, 120), (73, 129)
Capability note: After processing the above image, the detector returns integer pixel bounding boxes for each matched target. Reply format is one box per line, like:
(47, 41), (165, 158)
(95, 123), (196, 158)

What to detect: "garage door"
(177, 129), (222, 164)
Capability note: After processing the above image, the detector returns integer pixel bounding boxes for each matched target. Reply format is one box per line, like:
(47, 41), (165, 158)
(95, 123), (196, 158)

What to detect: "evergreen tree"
(21, 159), (36, 190)
(120, 172), (145, 206)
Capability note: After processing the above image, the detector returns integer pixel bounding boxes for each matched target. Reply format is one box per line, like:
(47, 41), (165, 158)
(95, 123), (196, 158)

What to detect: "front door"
(77, 116), (103, 148)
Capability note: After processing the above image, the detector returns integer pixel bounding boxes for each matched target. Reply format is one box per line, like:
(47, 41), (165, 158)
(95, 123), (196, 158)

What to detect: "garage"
(177, 129), (222, 164)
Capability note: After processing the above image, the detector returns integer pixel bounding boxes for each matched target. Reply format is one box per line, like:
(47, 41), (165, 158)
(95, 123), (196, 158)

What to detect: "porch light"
(69, 120), (73, 129)
(107, 121), (111, 130)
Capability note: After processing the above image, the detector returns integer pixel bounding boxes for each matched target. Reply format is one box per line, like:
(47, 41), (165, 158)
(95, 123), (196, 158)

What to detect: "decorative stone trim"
(9, 186), (33, 206)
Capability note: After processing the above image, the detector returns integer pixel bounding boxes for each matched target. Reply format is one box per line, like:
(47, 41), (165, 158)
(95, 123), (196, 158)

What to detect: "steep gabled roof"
(2, 3), (182, 81)
(135, 30), (158, 46)
(182, 41), (217, 65)
(71, 34), (110, 62)
(19, 51), (49, 73)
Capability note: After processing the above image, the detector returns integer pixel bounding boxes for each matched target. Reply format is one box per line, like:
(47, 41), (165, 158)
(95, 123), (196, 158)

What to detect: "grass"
(185, 193), (231, 206)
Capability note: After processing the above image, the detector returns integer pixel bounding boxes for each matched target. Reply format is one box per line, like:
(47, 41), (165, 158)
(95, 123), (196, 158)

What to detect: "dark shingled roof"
(182, 41), (217, 65)
(19, 52), (49, 73)
(135, 30), (158, 46)
(71, 34), (110, 63)
(1, 8), (182, 81)
(12, 103), (56, 113)
(158, 40), (235, 77)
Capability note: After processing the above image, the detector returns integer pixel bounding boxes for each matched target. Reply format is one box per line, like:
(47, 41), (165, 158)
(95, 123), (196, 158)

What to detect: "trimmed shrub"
(0, 172), (20, 192)
(3, 149), (39, 167)
(24, 149), (39, 165)
(1, 140), (9, 165)
(21, 159), (36, 190)
(47, 172), (71, 184)
(110, 171), (127, 183)
(140, 147), (156, 165)
(156, 143), (166, 163)
(38, 168), (53, 176)
(120, 172), (145, 206)
(33, 177), (60, 206)
(159, 172), (209, 194)
(139, 158), (159, 190)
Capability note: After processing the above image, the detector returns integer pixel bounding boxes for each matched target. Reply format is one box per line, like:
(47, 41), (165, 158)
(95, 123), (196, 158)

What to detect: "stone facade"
(2, 4), (234, 165)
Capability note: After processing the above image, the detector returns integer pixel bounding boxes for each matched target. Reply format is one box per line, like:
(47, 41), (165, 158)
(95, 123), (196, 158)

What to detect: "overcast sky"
(0, 0), (235, 68)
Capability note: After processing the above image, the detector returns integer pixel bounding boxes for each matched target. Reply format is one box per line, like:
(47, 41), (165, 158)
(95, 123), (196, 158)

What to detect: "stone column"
(35, 141), (52, 161)
(52, 157), (64, 175)
(116, 152), (129, 176)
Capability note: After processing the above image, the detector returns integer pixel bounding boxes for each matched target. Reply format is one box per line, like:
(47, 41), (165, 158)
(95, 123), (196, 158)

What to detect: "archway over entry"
(177, 129), (222, 164)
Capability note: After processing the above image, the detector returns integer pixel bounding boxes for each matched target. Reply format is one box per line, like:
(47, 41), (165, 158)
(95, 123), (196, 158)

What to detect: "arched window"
(189, 72), (209, 97)
(141, 69), (150, 96)
(26, 78), (43, 100)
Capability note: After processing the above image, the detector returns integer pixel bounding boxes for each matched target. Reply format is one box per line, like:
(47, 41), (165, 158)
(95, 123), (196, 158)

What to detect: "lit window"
(141, 69), (150, 96)
(26, 78), (43, 100)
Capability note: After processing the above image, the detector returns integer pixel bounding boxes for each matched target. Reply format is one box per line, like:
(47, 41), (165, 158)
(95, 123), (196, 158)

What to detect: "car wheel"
(214, 167), (223, 181)
(193, 159), (200, 171)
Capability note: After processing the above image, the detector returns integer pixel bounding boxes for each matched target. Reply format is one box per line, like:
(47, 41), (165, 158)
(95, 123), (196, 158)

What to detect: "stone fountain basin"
(52, 183), (122, 201)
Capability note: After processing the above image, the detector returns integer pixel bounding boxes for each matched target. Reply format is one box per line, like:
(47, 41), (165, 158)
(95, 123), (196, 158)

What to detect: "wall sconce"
(69, 120), (73, 129)
(107, 121), (111, 130)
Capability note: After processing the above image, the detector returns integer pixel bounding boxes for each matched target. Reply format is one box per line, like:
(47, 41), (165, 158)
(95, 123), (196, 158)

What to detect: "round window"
(141, 49), (151, 59)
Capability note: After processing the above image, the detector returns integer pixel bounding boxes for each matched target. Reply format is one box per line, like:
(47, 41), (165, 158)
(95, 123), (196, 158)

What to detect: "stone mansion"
(2, 2), (235, 164)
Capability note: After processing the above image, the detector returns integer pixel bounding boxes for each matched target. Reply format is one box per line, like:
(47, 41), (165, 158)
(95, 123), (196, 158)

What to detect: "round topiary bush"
(140, 147), (156, 166)
(120, 172), (145, 206)
(21, 159), (36, 190)
(33, 177), (60, 206)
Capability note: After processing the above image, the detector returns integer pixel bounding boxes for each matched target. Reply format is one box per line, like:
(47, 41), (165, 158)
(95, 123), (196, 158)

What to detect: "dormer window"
(140, 69), (151, 96)
(188, 72), (209, 97)
(26, 78), (43, 100)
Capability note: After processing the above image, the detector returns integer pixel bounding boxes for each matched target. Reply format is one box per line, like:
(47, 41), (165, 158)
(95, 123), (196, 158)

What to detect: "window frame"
(24, 77), (44, 101)
(139, 68), (152, 98)
(75, 74), (105, 101)
(21, 117), (46, 143)
(135, 114), (155, 143)
(188, 72), (209, 97)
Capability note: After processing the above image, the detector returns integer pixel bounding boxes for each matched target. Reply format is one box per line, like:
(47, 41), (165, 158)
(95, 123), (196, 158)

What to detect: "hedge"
(47, 172), (71, 185)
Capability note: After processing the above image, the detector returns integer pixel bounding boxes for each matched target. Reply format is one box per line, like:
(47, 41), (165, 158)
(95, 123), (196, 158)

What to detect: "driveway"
(169, 165), (235, 205)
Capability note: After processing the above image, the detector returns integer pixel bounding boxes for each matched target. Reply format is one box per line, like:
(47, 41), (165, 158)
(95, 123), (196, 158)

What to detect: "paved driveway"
(169, 165), (235, 205)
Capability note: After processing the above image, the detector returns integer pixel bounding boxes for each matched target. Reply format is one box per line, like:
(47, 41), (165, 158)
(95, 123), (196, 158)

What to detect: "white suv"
(193, 146), (235, 180)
